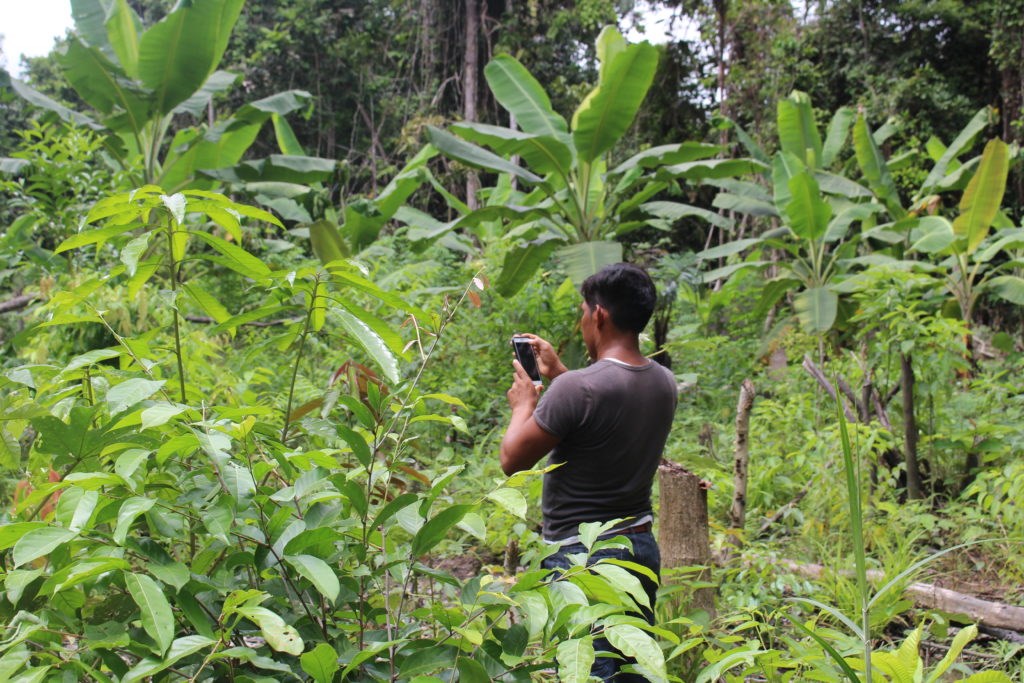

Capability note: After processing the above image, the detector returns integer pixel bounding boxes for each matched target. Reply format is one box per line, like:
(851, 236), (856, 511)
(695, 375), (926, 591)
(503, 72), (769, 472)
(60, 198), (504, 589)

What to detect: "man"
(500, 262), (677, 681)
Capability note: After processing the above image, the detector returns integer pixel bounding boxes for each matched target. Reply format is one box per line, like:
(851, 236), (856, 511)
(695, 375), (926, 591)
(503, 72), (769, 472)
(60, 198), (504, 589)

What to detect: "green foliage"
(428, 26), (735, 295)
(5, 0), (314, 192)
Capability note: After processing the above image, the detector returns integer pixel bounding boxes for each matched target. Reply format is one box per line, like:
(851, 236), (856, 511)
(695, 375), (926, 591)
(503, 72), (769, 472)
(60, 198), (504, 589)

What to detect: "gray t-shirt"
(532, 359), (677, 541)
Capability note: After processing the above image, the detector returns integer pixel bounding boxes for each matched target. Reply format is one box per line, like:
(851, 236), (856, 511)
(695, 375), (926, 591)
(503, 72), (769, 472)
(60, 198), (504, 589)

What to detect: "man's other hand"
(507, 359), (540, 414)
(515, 333), (568, 380)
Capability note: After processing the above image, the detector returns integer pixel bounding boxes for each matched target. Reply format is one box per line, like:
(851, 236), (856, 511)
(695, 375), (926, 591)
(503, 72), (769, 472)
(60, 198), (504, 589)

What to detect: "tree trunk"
(729, 379), (756, 535)
(900, 352), (923, 499)
(462, 0), (481, 209)
(658, 460), (714, 615)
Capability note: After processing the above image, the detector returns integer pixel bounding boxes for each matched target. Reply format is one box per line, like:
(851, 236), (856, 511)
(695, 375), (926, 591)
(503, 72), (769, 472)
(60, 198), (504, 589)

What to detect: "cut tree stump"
(659, 459), (714, 615)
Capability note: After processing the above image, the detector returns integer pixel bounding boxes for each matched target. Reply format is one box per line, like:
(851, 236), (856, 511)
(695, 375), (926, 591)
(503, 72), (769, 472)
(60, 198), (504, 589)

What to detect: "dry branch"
(802, 355), (858, 422)
(782, 560), (1024, 633)
(0, 294), (37, 314)
(730, 379), (756, 533)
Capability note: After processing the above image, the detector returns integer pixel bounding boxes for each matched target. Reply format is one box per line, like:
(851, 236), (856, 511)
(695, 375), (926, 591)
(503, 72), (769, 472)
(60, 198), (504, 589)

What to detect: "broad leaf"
(605, 624), (666, 682)
(114, 497), (156, 545)
(952, 138), (1009, 254)
(572, 41), (658, 163)
(557, 240), (623, 285)
(854, 113), (905, 220)
(125, 573), (175, 655)
(13, 527), (78, 567)
(285, 554), (340, 603)
(484, 54), (568, 137)
(301, 643), (340, 683)
(427, 126), (542, 184)
(777, 91), (823, 168)
(121, 636), (216, 683)
(555, 637), (595, 683)
(411, 504), (475, 556)
(785, 171), (832, 241)
(921, 108), (991, 193)
(794, 286), (838, 333)
(821, 106), (855, 167)
(986, 275), (1024, 305)
(137, 0), (245, 116)
(106, 378), (166, 414)
(494, 235), (563, 297)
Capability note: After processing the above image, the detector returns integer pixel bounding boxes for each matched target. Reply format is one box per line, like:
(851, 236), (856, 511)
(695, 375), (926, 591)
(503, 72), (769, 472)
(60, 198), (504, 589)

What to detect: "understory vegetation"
(1, 0), (1023, 681)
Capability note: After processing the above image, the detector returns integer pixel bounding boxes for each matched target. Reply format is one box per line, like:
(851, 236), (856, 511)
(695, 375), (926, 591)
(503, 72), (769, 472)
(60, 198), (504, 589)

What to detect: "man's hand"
(506, 359), (540, 414)
(501, 359), (561, 476)
(515, 333), (568, 380)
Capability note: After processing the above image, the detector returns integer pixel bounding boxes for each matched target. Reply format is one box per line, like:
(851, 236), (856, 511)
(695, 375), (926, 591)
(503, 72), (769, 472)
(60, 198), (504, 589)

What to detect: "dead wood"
(730, 379), (756, 535)
(781, 560), (1024, 633)
(0, 294), (37, 314)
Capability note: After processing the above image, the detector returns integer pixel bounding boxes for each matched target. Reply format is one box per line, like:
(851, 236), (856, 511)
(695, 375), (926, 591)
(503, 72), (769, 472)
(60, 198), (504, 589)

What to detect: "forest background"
(1, 0), (1024, 681)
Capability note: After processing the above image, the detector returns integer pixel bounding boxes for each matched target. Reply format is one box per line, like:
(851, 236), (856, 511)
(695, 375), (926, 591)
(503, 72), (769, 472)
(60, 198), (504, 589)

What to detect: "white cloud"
(0, 0), (74, 77)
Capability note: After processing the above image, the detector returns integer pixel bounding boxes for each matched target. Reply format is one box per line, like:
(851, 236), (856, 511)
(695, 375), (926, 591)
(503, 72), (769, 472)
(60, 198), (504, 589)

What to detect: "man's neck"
(594, 338), (647, 366)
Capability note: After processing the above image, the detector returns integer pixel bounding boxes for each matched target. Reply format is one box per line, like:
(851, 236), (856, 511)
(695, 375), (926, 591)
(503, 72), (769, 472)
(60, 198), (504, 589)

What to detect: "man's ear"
(593, 304), (607, 328)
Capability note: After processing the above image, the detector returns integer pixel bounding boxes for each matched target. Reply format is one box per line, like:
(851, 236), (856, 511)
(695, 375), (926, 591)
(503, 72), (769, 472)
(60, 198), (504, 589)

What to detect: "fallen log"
(0, 294), (37, 314)
(782, 560), (1024, 633)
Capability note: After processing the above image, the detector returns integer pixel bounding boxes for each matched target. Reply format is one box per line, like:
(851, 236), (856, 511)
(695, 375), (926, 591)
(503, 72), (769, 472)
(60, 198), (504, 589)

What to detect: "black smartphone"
(511, 336), (543, 385)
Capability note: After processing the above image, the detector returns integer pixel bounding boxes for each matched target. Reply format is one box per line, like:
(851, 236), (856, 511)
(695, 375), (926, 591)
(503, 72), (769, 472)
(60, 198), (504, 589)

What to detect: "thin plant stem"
(835, 383), (872, 682)
(281, 276), (321, 443)
(165, 216), (187, 403)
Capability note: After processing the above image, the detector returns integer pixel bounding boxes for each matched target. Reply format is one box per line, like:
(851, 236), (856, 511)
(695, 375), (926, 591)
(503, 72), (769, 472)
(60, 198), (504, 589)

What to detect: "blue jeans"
(542, 531), (660, 681)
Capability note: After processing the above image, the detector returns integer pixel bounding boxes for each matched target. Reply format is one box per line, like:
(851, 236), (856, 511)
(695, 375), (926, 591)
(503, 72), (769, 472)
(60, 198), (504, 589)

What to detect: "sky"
(0, 0), (74, 77)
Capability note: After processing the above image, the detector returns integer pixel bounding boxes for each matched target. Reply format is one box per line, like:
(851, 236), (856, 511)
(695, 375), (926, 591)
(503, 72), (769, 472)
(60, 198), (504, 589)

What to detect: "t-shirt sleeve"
(532, 372), (589, 438)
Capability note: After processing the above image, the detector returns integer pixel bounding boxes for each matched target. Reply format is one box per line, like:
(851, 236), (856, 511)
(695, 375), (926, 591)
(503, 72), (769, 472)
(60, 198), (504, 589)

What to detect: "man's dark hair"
(580, 262), (657, 333)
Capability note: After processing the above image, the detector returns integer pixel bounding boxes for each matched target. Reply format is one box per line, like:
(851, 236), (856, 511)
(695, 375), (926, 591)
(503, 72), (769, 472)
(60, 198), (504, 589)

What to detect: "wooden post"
(658, 460), (714, 615)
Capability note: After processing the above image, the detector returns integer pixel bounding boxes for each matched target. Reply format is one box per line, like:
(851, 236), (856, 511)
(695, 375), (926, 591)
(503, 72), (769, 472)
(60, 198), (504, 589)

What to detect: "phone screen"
(512, 337), (542, 384)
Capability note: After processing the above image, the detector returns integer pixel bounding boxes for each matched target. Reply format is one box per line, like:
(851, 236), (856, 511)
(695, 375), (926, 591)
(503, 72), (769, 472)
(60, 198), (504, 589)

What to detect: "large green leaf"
(986, 275), (1024, 305)
(493, 235), (564, 297)
(785, 172), (832, 241)
(777, 91), (823, 168)
(558, 240), (623, 284)
(105, 0), (142, 78)
(173, 70), (240, 117)
(121, 636), (216, 683)
(794, 286), (838, 333)
(12, 527), (79, 567)
(611, 142), (720, 174)
(301, 643), (340, 683)
(451, 122), (572, 178)
(285, 555), (340, 603)
(59, 38), (150, 130)
(605, 624), (666, 683)
(334, 308), (400, 384)
(952, 138), (1009, 254)
(411, 504), (475, 556)
(125, 573), (175, 655)
(8, 78), (103, 131)
(853, 114), (905, 220)
(572, 41), (658, 163)
(137, 0), (245, 116)
(484, 54), (567, 137)
(821, 106), (855, 167)
(426, 127), (542, 185)
(190, 231), (272, 280)
(555, 637), (595, 683)
(71, 0), (115, 52)
(921, 108), (991, 193)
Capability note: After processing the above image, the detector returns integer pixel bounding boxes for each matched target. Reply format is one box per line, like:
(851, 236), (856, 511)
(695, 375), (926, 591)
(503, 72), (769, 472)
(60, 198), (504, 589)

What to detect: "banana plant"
(698, 91), (880, 334)
(903, 139), (1023, 330)
(3, 0), (315, 192)
(426, 26), (750, 295)
(848, 108), (1022, 338)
